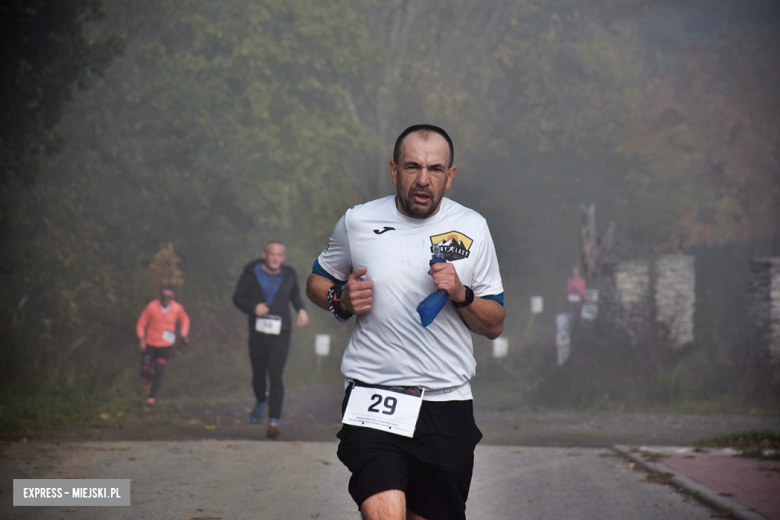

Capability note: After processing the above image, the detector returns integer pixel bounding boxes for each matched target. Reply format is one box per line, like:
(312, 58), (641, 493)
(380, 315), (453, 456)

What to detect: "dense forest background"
(1, 0), (779, 428)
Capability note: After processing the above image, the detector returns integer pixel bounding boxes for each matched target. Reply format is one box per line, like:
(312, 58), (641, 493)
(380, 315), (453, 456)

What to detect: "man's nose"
(416, 168), (432, 185)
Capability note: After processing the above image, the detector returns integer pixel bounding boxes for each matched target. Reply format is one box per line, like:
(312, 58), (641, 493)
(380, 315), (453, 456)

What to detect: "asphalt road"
(2, 439), (719, 519)
(3, 385), (777, 518)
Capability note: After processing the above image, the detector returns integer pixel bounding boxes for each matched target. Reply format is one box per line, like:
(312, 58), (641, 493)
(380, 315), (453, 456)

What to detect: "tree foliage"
(0, 0), (382, 387)
(1, 0), (777, 397)
(0, 0), (123, 188)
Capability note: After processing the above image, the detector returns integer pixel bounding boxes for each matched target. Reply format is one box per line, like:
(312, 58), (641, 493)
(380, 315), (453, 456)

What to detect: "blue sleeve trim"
(482, 293), (504, 307)
(312, 259), (346, 285)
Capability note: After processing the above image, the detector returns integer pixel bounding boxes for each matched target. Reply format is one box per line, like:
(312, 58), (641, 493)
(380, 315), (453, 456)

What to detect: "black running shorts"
(336, 384), (483, 520)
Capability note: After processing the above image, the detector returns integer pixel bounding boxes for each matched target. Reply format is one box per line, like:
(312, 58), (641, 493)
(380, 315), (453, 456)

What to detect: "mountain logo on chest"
(429, 231), (473, 261)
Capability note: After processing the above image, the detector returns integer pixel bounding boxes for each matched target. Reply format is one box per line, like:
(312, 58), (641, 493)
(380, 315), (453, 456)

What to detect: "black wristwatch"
(452, 285), (474, 308)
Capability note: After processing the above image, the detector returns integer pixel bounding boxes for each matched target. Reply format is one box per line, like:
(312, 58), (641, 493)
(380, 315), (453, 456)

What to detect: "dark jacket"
(232, 259), (306, 336)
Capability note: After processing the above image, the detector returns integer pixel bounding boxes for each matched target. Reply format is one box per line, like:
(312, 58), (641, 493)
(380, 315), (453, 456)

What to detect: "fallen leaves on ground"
(644, 471), (674, 485)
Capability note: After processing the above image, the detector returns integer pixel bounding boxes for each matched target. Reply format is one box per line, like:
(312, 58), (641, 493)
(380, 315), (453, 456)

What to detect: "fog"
(1, 0), (779, 429)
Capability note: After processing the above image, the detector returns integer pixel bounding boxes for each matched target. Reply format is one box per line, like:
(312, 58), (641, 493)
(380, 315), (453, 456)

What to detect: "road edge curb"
(613, 444), (769, 520)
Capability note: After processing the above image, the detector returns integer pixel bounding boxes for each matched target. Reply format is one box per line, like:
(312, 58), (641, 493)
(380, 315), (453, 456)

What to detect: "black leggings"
(141, 346), (172, 398)
(249, 331), (291, 420)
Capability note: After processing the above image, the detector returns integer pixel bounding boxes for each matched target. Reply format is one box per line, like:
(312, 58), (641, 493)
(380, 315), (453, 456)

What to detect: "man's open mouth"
(411, 192), (431, 204)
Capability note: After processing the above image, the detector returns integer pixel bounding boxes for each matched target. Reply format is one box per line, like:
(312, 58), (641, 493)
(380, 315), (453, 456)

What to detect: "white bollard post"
(315, 334), (331, 356)
(525, 296), (544, 336)
(492, 337), (508, 359)
(315, 334), (331, 372)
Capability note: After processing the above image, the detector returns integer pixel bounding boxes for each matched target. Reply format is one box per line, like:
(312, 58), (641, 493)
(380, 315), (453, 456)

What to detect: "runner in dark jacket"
(232, 240), (309, 438)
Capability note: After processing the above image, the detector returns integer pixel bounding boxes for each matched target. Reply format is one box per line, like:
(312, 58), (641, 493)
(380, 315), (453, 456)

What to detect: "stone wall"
(598, 257), (696, 347)
(615, 260), (651, 307)
(655, 254), (695, 348)
(598, 260), (650, 341)
(749, 257), (780, 364)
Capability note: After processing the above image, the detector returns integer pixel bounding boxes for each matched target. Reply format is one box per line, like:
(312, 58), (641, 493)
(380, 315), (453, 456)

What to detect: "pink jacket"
(567, 276), (586, 297)
(136, 300), (190, 347)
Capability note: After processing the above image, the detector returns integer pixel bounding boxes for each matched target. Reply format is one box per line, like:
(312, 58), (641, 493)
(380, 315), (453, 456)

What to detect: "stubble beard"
(397, 189), (442, 219)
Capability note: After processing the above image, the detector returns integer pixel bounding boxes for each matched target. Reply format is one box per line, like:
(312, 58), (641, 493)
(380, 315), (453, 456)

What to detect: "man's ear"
(445, 165), (457, 190)
(389, 160), (398, 186)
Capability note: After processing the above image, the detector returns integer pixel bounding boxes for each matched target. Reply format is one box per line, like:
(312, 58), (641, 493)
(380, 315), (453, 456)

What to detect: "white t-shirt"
(317, 195), (504, 400)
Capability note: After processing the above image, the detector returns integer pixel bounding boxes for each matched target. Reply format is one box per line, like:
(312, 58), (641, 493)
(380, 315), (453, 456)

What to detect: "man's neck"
(262, 262), (282, 275)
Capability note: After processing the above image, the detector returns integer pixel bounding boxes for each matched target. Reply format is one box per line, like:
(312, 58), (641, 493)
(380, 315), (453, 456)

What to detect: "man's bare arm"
(306, 273), (333, 311)
(456, 297), (504, 340)
(429, 262), (504, 339)
(306, 268), (373, 315)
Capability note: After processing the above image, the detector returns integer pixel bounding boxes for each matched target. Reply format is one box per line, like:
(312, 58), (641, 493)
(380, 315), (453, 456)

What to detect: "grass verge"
(696, 428), (780, 460)
(0, 381), (137, 431)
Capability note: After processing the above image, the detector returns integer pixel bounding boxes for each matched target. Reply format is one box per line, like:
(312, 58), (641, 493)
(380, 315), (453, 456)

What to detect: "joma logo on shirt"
(429, 231), (473, 261)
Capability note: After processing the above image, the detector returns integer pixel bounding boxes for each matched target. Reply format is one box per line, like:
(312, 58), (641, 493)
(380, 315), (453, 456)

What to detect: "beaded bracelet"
(328, 284), (353, 322)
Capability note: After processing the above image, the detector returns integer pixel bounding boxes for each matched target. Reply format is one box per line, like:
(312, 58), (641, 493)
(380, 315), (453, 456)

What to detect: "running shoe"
(147, 397), (155, 405)
(266, 419), (280, 439)
(250, 397), (267, 424)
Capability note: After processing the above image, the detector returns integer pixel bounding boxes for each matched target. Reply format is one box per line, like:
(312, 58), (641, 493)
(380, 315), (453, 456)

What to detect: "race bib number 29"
(342, 384), (424, 438)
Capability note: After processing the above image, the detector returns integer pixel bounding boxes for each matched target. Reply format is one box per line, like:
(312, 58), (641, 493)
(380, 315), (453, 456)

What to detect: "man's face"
(390, 132), (456, 219)
(159, 289), (175, 306)
(263, 243), (286, 271)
